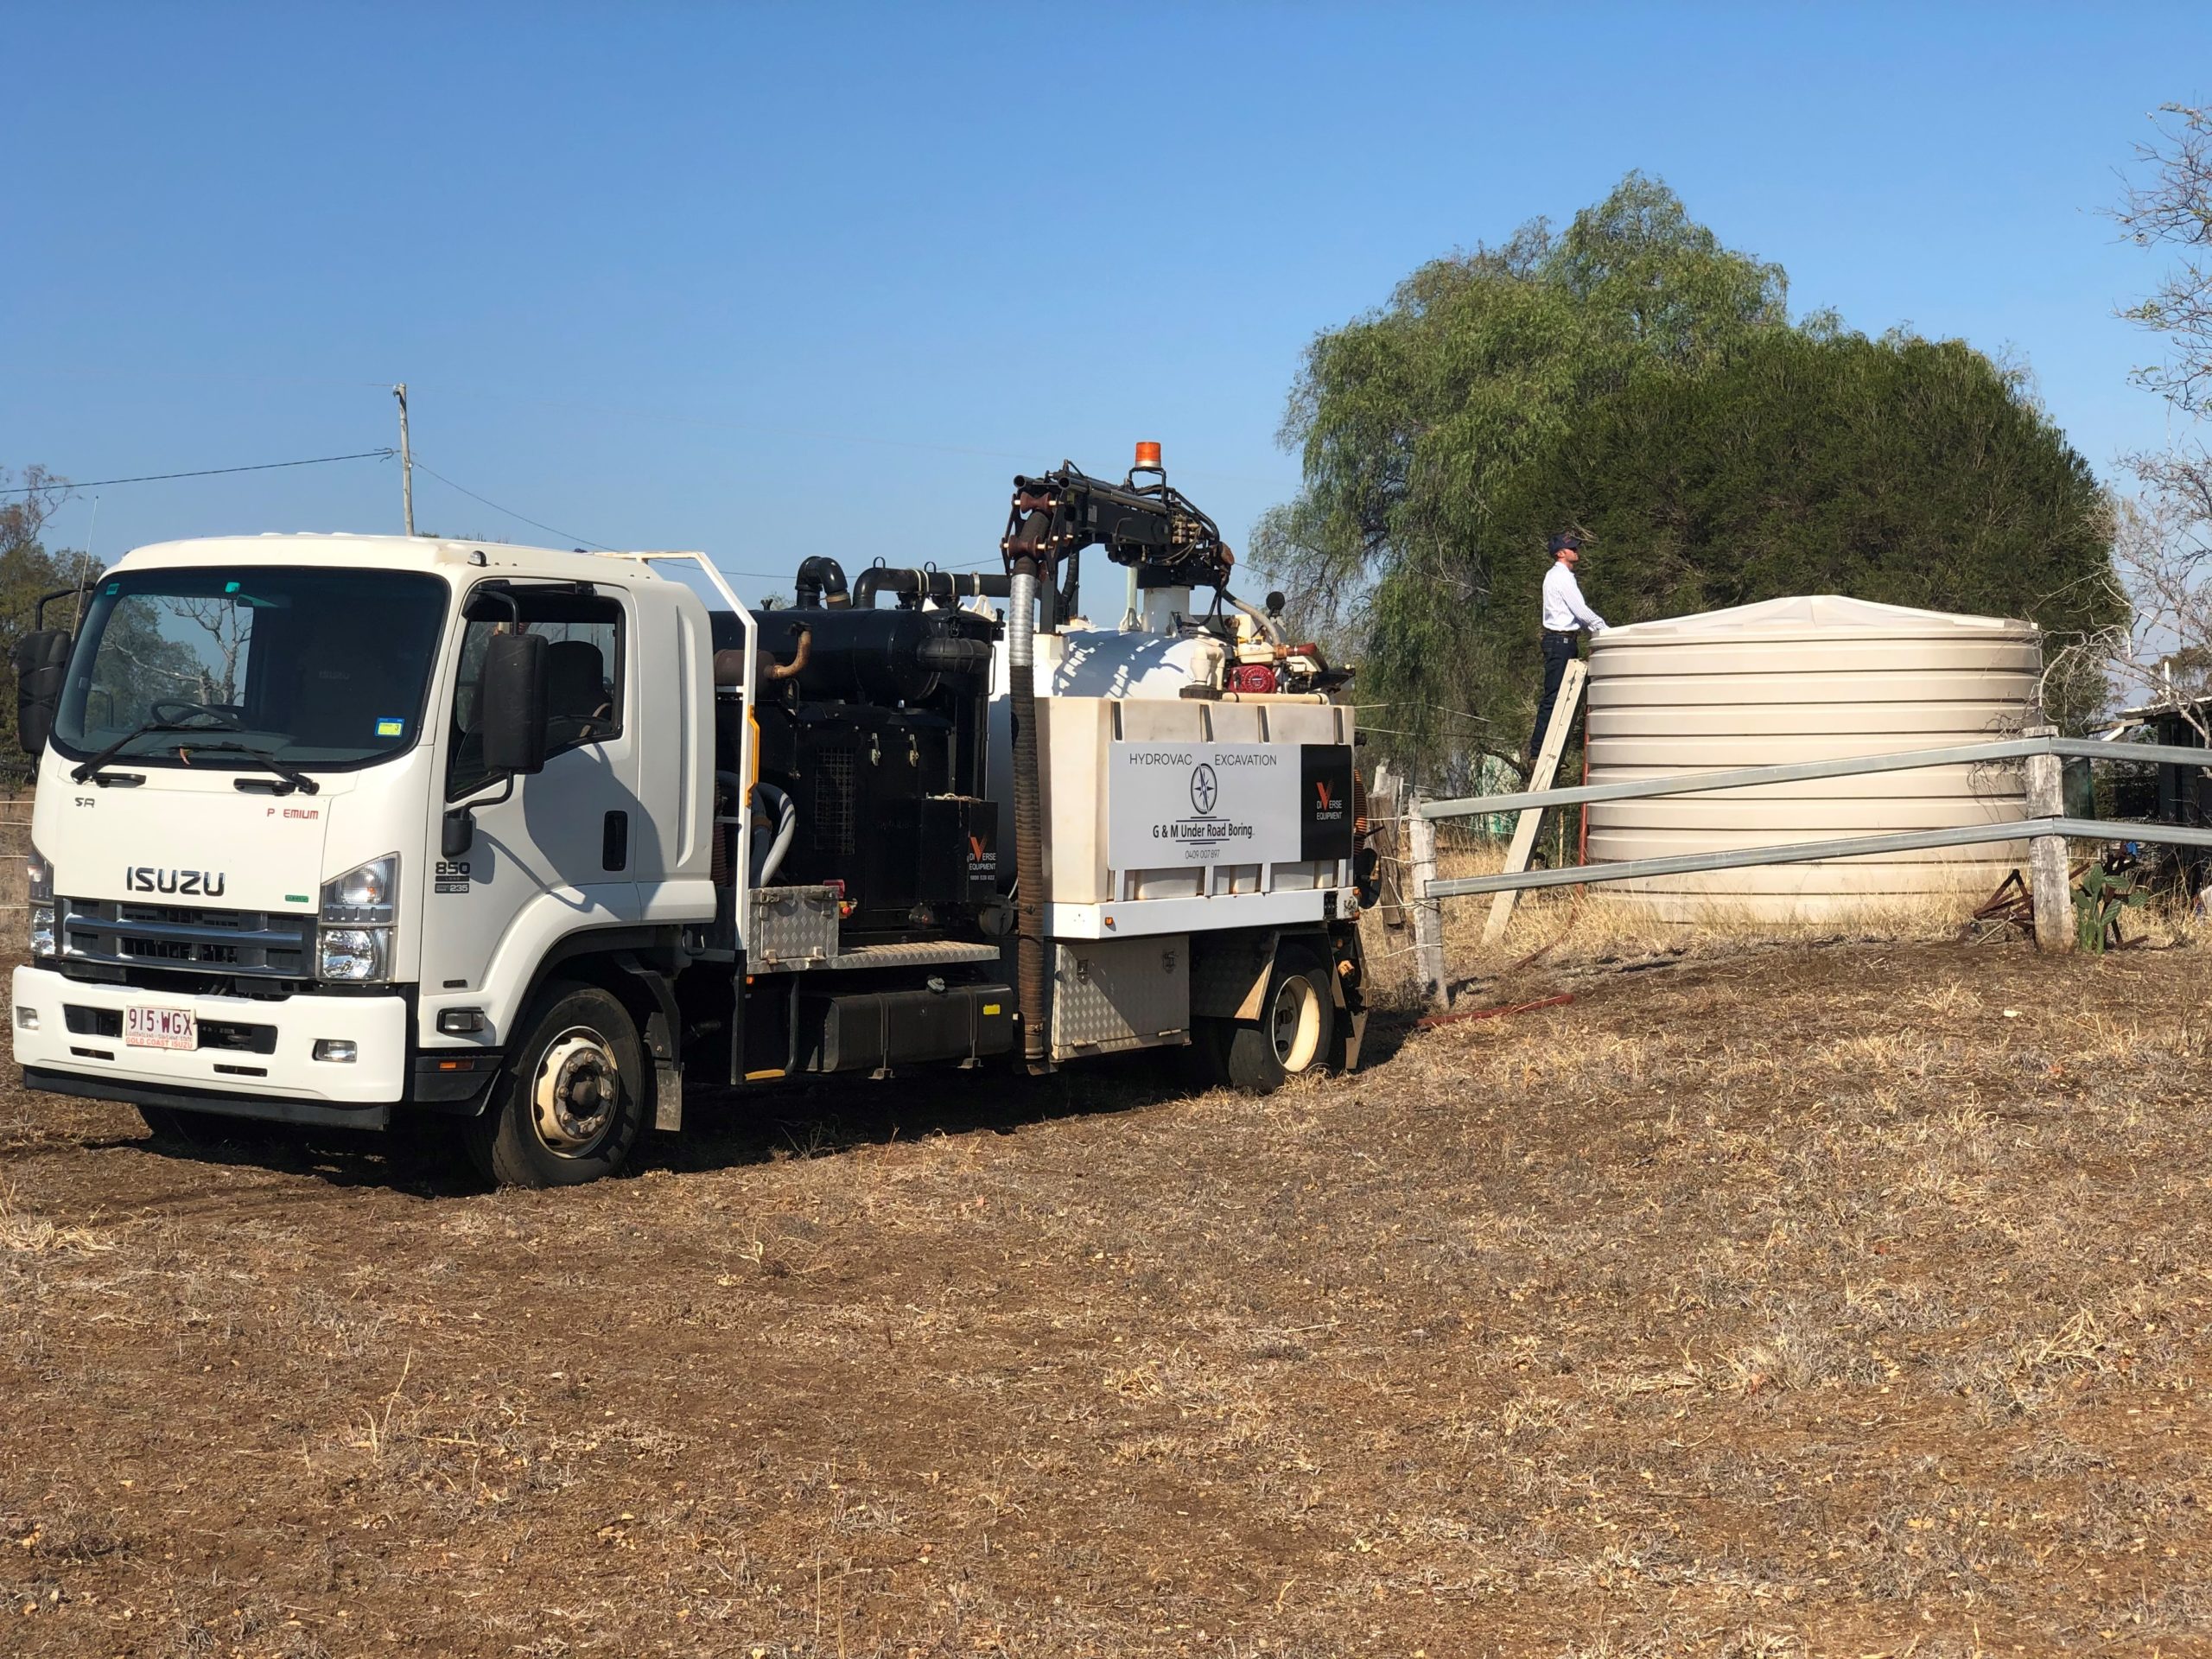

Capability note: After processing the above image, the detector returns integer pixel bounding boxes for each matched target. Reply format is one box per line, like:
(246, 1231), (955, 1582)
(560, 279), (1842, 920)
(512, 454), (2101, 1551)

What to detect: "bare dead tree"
(2044, 488), (2212, 739)
(2077, 105), (2212, 734)
(169, 595), (251, 706)
(0, 466), (69, 564)
(2116, 104), (2212, 416)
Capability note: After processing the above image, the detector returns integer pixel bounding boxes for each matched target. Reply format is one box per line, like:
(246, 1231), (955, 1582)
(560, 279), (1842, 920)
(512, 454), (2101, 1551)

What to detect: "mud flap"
(1329, 922), (1369, 1072)
(1342, 1007), (1370, 1071)
(614, 951), (685, 1132)
(1192, 929), (1280, 1024)
(653, 1060), (683, 1132)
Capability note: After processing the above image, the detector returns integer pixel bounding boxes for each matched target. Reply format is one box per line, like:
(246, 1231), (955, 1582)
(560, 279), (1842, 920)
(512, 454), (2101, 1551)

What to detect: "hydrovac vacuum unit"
(709, 599), (999, 938)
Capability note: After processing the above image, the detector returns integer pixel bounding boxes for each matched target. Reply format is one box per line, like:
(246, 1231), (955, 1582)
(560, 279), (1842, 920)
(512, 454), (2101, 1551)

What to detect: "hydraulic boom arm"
(1001, 451), (1233, 598)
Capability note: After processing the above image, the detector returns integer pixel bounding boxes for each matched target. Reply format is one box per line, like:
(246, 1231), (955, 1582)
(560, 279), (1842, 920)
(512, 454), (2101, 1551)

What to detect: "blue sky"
(5, 3), (2205, 598)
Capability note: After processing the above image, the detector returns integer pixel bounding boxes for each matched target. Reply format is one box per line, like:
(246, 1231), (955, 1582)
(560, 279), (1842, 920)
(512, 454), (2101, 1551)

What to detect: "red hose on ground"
(1415, 992), (1574, 1031)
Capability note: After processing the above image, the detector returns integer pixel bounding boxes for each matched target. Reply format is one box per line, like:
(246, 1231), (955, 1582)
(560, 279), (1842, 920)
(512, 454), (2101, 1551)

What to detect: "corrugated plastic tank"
(1583, 595), (2041, 923)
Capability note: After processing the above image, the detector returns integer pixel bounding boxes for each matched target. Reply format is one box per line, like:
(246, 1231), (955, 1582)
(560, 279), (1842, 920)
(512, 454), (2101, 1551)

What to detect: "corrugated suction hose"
(1007, 555), (1048, 1071)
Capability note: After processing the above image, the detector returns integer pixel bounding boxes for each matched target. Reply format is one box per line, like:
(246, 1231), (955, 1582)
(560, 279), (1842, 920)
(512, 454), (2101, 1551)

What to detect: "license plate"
(124, 1006), (197, 1051)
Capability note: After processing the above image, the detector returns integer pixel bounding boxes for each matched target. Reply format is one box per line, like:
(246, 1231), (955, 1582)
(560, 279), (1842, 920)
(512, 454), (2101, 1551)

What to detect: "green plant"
(2075, 861), (2148, 951)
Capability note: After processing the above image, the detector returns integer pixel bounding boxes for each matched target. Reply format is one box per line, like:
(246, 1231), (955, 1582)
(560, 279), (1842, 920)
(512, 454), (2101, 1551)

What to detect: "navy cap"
(1548, 532), (1582, 555)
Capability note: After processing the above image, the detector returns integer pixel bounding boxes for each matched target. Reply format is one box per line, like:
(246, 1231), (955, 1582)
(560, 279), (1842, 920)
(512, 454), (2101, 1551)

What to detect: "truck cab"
(13, 535), (720, 1181)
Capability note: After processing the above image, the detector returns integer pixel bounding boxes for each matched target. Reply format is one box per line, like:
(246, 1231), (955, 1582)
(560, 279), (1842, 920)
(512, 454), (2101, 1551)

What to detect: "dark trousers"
(1529, 630), (1579, 761)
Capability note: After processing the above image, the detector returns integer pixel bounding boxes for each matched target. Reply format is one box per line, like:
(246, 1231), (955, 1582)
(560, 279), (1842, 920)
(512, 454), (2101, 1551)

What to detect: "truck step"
(753, 939), (1004, 974)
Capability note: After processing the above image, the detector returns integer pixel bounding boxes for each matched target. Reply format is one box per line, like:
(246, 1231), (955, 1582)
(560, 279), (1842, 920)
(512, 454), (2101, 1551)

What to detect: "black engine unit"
(712, 601), (1000, 938)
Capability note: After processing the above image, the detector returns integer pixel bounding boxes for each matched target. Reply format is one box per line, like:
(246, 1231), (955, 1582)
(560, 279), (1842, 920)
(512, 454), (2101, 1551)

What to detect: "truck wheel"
(467, 983), (645, 1188)
(1222, 947), (1337, 1095)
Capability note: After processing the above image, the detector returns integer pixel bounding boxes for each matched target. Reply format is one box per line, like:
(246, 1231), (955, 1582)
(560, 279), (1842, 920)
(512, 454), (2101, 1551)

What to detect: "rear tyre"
(466, 982), (646, 1188)
(1222, 947), (1338, 1096)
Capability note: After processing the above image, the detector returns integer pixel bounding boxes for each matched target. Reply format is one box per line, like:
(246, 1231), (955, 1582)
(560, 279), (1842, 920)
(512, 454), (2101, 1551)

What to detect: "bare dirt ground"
(4, 931), (2212, 1657)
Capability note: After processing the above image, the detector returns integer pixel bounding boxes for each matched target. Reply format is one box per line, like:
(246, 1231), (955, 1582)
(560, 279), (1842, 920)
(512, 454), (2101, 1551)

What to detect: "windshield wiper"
(172, 739), (321, 795)
(68, 721), (213, 785)
(68, 726), (321, 794)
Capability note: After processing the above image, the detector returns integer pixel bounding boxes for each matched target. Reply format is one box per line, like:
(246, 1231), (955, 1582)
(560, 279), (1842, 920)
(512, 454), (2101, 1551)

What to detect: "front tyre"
(467, 983), (645, 1188)
(1222, 947), (1338, 1095)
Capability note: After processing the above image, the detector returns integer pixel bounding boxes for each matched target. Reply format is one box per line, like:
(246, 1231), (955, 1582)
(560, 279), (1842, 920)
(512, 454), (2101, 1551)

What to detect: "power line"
(404, 383), (1294, 489)
(408, 457), (610, 550)
(0, 449), (397, 494)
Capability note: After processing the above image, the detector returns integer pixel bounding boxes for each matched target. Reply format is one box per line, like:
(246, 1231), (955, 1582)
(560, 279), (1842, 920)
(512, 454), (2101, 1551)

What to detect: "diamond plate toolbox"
(747, 885), (840, 969)
(1050, 934), (1190, 1058)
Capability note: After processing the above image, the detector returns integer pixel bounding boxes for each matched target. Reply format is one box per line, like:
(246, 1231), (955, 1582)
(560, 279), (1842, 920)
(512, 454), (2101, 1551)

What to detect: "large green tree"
(1483, 327), (2119, 659)
(1258, 174), (2118, 776)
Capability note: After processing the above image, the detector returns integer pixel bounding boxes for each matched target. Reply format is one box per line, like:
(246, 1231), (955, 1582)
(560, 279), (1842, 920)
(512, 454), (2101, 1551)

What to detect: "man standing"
(1529, 532), (1606, 766)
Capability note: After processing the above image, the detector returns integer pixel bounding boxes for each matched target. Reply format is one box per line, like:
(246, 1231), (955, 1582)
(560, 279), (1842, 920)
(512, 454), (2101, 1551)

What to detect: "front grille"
(202, 1020), (278, 1054)
(62, 1006), (120, 1038)
(58, 899), (315, 982)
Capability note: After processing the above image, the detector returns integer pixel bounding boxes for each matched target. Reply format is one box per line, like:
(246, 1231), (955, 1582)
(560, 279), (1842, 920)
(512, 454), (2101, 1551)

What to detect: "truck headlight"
(321, 855), (397, 924)
(318, 855), (397, 982)
(317, 927), (388, 982)
(27, 842), (53, 957)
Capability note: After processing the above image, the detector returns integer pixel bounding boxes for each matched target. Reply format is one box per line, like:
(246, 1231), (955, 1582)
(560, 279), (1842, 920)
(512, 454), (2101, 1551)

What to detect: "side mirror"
(12, 629), (72, 756)
(480, 632), (550, 776)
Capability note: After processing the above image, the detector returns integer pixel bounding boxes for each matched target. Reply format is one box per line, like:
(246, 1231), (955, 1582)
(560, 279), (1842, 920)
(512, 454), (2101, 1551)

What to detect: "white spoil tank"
(1583, 595), (2041, 923)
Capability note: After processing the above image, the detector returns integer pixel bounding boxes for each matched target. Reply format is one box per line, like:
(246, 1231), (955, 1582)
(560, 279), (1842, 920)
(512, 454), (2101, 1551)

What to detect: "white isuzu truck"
(10, 448), (1371, 1185)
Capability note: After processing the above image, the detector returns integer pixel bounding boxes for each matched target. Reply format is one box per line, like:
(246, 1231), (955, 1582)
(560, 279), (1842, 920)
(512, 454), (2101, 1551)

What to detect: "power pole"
(393, 383), (416, 536)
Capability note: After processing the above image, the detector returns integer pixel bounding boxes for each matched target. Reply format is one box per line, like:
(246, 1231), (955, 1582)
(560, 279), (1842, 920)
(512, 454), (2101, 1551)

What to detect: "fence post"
(1406, 792), (1449, 1009)
(1372, 760), (1407, 931)
(2024, 724), (2074, 953)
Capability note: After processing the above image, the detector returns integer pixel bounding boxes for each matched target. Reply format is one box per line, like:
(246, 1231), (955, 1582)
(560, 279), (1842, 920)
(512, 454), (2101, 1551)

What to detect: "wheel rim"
(1268, 974), (1323, 1072)
(531, 1027), (620, 1156)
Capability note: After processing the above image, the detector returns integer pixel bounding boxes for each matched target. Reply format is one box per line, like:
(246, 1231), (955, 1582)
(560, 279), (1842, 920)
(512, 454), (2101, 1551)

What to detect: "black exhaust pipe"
(793, 556), (849, 609)
(850, 566), (1014, 609)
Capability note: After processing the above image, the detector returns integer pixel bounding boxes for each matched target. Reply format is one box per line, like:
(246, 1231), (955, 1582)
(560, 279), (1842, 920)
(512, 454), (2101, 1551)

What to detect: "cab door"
(416, 581), (643, 1026)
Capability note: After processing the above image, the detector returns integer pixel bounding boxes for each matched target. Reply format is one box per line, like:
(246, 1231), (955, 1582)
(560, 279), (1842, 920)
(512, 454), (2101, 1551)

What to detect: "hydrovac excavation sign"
(1107, 742), (1355, 868)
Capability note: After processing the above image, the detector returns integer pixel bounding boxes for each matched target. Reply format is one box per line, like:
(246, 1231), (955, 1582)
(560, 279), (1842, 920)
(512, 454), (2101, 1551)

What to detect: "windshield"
(53, 566), (449, 770)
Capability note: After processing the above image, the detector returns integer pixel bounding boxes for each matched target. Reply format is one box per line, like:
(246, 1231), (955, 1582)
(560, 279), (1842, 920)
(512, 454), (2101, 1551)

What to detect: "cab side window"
(448, 588), (626, 798)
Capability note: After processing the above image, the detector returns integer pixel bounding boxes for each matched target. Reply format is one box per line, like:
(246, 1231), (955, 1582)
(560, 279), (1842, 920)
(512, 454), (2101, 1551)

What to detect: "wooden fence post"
(2024, 725), (2074, 952)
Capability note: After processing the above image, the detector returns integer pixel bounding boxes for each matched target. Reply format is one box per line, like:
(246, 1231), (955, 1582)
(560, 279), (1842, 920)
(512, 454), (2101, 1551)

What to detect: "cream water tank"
(1583, 595), (2042, 923)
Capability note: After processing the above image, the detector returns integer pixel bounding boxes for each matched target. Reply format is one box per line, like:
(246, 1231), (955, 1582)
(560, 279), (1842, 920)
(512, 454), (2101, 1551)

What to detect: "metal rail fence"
(1397, 727), (2212, 1000)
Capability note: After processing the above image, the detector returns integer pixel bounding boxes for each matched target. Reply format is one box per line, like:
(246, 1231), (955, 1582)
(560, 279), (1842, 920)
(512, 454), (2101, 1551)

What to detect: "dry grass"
(3, 922), (2212, 1655)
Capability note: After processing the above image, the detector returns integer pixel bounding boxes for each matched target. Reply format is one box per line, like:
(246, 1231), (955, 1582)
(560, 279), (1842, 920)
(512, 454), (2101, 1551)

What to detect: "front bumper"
(10, 964), (408, 1108)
